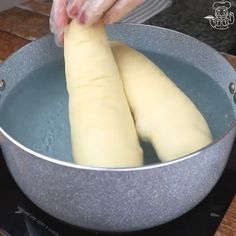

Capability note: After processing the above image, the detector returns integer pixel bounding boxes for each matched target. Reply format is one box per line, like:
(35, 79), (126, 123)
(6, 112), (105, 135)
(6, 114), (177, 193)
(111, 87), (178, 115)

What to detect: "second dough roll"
(111, 42), (213, 162)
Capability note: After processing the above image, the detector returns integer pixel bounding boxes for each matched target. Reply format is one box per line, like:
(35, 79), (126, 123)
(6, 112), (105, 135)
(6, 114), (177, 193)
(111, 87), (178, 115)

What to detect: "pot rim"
(1, 121), (236, 171)
(0, 23), (236, 172)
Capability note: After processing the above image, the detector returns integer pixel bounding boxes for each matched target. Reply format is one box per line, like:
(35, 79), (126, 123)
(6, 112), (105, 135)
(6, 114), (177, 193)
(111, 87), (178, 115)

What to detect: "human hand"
(50, 0), (145, 46)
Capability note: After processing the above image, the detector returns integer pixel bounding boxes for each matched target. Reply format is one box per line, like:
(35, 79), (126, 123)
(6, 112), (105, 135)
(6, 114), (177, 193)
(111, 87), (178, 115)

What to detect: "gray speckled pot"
(0, 24), (236, 232)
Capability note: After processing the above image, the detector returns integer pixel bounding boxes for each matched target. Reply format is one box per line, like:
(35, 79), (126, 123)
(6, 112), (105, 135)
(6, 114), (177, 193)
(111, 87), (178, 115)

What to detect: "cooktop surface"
(0, 147), (235, 236)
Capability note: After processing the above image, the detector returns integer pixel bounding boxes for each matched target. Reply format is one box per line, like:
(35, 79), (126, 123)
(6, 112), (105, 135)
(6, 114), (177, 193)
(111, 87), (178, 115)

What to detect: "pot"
(0, 23), (235, 232)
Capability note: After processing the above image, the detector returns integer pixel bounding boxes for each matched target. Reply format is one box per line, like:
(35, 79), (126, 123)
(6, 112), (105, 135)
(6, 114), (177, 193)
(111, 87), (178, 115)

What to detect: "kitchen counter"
(0, 1), (235, 235)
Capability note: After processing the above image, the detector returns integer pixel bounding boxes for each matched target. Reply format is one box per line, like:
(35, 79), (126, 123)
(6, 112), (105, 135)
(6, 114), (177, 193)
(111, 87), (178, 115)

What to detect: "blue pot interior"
(0, 50), (234, 165)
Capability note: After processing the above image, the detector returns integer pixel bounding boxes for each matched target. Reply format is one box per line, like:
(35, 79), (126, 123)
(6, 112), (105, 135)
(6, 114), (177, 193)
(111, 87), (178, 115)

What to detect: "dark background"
(146, 0), (236, 55)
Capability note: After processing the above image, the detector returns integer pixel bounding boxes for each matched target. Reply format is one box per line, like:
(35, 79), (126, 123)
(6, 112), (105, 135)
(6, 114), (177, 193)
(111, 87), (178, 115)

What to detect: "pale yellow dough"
(111, 42), (213, 162)
(64, 20), (143, 167)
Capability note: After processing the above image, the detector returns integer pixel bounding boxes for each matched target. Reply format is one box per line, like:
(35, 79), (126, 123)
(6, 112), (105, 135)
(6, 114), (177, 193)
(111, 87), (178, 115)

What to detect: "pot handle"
(228, 82), (236, 104)
(0, 128), (3, 146)
(0, 79), (6, 147)
(0, 79), (6, 92)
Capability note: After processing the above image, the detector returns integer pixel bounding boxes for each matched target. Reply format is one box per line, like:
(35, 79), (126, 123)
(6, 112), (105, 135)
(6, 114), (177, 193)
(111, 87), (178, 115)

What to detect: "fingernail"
(79, 11), (87, 24)
(67, 3), (79, 18)
(69, 6), (78, 18)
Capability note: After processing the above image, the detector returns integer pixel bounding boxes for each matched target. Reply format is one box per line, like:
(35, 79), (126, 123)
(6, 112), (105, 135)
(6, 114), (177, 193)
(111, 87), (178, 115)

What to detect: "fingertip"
(67, 2), (79, 18)
(54, 31), (64, 47)
(102, 8), (123, 24)
(51, 0), (70, 30)
(103, 0), (145, 24)
(79, 0), (117, 25)
(82, 12), (104, 26)
(103, 17), (112, 24)
(103, 13), (117, 24)
(77, 11), (99, 26)
(78, 11), (87, 24)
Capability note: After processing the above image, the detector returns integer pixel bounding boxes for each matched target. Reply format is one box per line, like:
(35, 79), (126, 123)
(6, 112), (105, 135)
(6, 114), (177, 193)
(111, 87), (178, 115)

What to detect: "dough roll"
(111, 42), (213, 162)
(64, 20), (143, 167)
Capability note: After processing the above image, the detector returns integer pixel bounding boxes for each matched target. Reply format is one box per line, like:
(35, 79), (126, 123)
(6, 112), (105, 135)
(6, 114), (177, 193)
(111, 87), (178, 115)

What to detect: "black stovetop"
(0, 147), (235, 236)
(146, 0), (236, 55)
